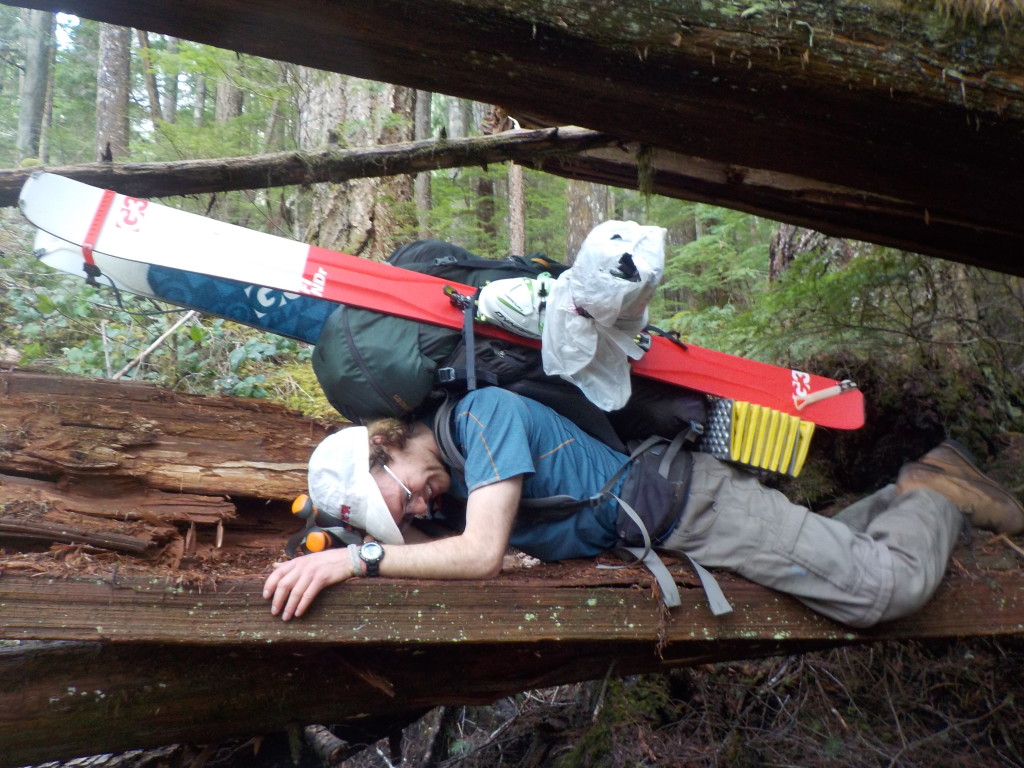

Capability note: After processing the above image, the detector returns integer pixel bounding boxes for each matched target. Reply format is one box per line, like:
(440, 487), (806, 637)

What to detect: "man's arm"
(264, 476), (522, 620)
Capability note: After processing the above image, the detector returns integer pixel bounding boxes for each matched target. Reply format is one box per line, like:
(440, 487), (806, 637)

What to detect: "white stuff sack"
(476, 273), (555, 339)
(542, 220), (666, 411)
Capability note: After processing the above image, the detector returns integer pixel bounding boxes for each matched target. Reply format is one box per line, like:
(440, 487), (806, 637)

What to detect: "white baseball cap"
(307, 427), (405, 544)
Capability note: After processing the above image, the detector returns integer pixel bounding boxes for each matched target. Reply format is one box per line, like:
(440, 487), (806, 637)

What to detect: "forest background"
(1, 6), (1024, 767)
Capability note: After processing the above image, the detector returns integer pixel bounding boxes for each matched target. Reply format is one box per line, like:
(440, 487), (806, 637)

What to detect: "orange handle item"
(304, 530), (330, 552)
(292, 494), (316, 519)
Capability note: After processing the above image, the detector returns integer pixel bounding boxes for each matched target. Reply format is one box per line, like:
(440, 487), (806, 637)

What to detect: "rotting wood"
(0, 370), (332, 500)
(0, 499), (173, 555)
(6, 0), (1024, 274)
(0, 474), (236, 526)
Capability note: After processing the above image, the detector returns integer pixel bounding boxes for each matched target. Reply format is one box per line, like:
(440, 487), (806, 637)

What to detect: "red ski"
(19, 172), (864, 429)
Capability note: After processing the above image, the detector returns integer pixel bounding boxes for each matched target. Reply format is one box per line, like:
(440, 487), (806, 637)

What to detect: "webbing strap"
(601, 434), (733, 615)
(82, 188), (117, 282)
(656, 547), (734, 616)
(614, 547), (680, 608)
(658, 429), (690, 478)
(433, 394), (465, 474)
(598, 491), (653, 566)
(462, 288), (480, 391)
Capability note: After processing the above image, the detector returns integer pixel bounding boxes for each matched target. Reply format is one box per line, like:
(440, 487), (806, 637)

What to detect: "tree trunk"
(214, 75), (243, 122)
(299, 72), (416, 260)
(192, 72), (206, 125)
(413, 89), (433, 237)
(446, 95), (471, 142)
(136, 30), (164, 125)
(481, 105), (523, 255)
(508, 162), (524, 255)
(16, 8), (52, 161)
(162, 36), (179, 123)
(565, 180), (609, 264)
(95, 23), (131, 161)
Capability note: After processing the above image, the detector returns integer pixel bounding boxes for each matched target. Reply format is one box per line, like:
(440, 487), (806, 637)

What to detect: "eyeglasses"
(381, 464), (428, 519)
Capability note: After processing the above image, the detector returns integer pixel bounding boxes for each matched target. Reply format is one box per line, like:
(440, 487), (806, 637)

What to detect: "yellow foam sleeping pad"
(702, 399), (815, 477)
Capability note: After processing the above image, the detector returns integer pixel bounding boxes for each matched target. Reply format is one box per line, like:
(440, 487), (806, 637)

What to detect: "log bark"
(6, 0), (1024, 274)
(2, 566), (1024, 768)
(0, 126), (615, 207)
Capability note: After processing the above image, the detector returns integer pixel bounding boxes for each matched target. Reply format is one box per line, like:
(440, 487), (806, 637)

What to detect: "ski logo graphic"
(300, 265), (329, 297)
(243, 285), (302, 319)
(116, 197), (148, 232)
(791, 369), (811, 405)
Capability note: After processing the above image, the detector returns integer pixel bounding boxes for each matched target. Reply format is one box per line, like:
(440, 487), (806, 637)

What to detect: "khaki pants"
(663, 454), (963, 628)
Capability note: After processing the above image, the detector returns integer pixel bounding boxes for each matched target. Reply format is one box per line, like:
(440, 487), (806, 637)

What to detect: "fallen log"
(0, 127), (615, 207)
(8, 0), (1024, 272)
(0, 369), (330, 500)
(2, 370), (1023, 766)
(2, 563), (1024, 768)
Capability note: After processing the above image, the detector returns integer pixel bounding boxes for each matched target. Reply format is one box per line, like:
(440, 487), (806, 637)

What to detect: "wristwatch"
(358, 541), (385, 577)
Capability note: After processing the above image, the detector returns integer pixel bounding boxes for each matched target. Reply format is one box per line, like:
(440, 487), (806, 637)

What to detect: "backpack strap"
(433, 393), (466, 475)
(435, 286), (502, 393)
(462, 287), (479, 391)
(601, 434), (733, 615)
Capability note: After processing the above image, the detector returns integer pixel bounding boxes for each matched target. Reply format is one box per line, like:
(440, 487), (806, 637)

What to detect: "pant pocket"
(769, 511), (867, 595)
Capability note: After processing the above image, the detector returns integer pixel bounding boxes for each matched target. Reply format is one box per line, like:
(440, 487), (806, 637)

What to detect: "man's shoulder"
(457, 387), (526, 409)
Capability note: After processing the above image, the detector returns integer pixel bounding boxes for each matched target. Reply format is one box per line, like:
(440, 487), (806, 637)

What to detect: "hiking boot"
(897, 440), (1024, 534)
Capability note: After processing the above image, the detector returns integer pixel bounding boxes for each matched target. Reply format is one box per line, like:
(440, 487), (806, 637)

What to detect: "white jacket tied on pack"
(542, 220), (666, 411)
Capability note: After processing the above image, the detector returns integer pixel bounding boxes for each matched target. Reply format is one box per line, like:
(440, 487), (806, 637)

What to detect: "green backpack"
(312, 240), (567, 423)
(312, 240), (708, 452)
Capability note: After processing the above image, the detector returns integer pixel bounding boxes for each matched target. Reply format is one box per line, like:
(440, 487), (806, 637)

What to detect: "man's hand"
(263, 548), (351, 621)
(263, 476), (524, 620)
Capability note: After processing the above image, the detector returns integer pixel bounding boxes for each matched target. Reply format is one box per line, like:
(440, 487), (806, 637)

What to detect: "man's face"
(373, 430), (451, 533)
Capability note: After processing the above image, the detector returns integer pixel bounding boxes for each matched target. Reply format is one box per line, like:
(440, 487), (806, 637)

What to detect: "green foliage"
(424, 165), (568, 258)
(661, 206), (769, 308)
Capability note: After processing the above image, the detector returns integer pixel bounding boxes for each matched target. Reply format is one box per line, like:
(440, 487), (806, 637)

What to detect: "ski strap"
(794, 379), (859, 410)
(81, 188), (117, 285)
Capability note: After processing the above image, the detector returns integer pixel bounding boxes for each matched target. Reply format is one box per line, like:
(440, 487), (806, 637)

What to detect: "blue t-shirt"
(446, 388), (629, 561)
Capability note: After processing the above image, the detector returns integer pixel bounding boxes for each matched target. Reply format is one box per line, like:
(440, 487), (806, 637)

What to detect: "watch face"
(360, 541), (384, 561)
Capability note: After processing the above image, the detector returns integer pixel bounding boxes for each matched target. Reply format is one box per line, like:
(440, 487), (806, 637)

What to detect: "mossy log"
(2, 565), (1024, 768)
